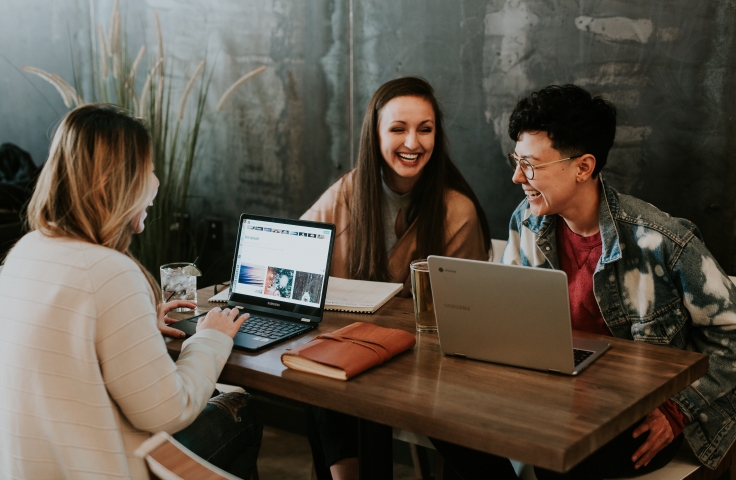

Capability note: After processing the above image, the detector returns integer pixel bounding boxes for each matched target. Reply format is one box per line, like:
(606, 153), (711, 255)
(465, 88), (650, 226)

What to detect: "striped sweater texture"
(0, 231), (233, 479)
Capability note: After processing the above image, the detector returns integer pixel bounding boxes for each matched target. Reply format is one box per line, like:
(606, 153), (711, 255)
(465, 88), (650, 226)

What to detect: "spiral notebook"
(209, 277), (402, 314)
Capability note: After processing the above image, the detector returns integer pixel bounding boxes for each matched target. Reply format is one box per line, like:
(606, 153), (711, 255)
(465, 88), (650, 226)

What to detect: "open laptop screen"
(228, 215), (335, 319)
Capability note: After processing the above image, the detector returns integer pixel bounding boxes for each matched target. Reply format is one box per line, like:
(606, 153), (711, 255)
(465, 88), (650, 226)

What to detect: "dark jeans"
(174, 392), (263, 479)
(432, 418), (684, 480)
(431, 438), (519, 480)
(304, 405), (359, 480)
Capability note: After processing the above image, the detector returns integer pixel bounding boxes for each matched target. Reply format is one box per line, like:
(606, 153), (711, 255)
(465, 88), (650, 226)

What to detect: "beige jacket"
(302, 172), (488, 296)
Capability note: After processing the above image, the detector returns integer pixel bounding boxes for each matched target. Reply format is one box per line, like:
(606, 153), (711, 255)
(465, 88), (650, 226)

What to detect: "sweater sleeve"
(659, 400), (686, 438)
(301, 175), (348, 224)
(301, 197), (332, 223)
(442, 191), (488, 262)
(92, 254), (234, 434)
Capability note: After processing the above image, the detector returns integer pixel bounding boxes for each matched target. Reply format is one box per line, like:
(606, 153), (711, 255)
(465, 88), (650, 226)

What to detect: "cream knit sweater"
(0, 231), (234, 479)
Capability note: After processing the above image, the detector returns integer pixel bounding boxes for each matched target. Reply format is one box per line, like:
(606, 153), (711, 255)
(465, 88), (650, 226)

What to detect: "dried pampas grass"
(129, 45), (145, 86)
(177, 60), (204, 121)
(138, 58), (162, 117)
(154, 12), (164, 75)
(22, 67), (83, 108)
(97, 24), (109, 78)
(216, 66), (266, 111)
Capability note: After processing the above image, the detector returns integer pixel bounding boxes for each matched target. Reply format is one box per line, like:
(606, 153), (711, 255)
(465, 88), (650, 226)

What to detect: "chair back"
(490, 239), (507, 263)
(135, 432), (240, 480)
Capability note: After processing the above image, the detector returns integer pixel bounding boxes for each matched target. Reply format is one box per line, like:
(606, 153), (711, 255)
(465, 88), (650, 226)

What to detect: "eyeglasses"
(507, 153), (582, 180)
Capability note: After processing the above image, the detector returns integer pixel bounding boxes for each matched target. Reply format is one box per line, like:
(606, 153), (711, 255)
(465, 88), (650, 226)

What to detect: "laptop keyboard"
(237, 314), (309, 340)
(573, 348), (594, 366)
(181, 312), (309, 340)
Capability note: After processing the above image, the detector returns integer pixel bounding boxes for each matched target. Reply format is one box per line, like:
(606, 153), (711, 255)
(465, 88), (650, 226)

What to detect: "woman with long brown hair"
(303, 76), (490, 296)
(302, 77), (491, 479)
(0, 104), (261, 479)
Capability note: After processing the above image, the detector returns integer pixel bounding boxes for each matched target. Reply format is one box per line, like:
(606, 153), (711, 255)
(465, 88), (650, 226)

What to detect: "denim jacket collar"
(521, 176), (622, 268)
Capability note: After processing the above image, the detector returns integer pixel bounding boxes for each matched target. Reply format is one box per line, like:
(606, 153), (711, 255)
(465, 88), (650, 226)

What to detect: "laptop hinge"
(301, 318), (311, 322)
(454, 353), (466, 358)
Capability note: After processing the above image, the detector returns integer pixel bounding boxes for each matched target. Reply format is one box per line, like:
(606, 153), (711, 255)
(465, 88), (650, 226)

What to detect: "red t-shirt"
(556, 219), (608, 335)
(556, 218), (686, 437)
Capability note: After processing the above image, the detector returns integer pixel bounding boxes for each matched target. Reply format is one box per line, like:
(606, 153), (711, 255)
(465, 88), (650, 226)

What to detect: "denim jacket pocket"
(683, 388), (736, 469)
(630, 299), (688, 347)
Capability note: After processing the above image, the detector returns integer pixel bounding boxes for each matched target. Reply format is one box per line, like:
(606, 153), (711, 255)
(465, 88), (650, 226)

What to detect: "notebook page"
(325, 277), (402, 308)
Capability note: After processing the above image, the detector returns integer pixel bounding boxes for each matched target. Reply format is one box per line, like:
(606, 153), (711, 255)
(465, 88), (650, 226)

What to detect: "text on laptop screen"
(232, 219), (332, 307)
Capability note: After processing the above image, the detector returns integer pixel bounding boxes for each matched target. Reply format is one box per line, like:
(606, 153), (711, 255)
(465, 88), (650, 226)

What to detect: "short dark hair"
(508, 84), (617, 176)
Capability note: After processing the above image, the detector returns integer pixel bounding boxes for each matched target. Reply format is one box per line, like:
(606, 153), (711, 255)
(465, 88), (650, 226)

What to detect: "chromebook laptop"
(171, 214), (335, 351)
(427, 256), (610, 375)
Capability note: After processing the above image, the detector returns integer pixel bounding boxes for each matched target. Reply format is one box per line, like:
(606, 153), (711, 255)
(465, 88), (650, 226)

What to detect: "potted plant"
(23, 0), (264, 275)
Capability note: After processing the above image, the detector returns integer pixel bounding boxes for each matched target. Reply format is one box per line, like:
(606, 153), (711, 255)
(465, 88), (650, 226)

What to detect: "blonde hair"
(27, 104), (161, 301)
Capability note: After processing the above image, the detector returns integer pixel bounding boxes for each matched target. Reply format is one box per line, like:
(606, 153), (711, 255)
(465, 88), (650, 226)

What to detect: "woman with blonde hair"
(0, 104), (261, 479)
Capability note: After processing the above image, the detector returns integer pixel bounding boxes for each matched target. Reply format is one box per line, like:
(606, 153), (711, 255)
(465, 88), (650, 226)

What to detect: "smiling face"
(378, 95), (435, 194)
(131, 158), (159, 234)
(511, 131), (584, 218)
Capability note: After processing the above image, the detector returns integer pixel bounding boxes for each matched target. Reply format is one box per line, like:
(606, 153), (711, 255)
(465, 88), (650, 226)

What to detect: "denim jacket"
(502, 177), (736, 469)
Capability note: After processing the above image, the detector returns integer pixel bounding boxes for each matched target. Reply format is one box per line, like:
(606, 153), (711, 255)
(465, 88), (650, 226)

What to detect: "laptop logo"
(438, 267), (456, 273)
(444, 303), (470, 311)
(268, 301), (280, 307)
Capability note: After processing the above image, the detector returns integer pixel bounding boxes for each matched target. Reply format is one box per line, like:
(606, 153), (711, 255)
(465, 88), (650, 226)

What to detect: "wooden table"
(166, 286), (708, 475)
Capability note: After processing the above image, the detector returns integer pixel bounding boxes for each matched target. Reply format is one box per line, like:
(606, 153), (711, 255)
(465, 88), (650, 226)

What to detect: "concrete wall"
(2, 0), (736, 272)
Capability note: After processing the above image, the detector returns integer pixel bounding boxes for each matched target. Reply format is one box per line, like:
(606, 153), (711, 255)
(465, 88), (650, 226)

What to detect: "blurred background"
(2, 0), (735, 282)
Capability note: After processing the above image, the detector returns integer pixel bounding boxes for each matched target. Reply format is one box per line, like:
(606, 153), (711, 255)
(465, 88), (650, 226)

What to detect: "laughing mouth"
(525, 190), (541, 199)
(397, 153), (420, 162)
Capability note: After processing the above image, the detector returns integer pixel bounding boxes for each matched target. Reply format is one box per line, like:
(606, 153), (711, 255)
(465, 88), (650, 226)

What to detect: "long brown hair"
(27, 104), (161, 301)
(347, 77), (491, 281)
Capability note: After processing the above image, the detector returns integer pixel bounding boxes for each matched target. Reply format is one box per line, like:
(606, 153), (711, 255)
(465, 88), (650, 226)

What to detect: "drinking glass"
(410, 259), (436, 333)
(160, 262), (198, 311)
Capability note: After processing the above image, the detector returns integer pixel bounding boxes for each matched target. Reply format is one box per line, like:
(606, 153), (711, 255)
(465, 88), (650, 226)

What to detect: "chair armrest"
(135, 431), (240, 480)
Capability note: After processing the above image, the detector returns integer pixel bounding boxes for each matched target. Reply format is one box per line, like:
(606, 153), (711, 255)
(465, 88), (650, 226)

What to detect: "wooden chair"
(490, 239), (507, 263)
(307, 428), (441, 480)
(135, 431), (243, 480)
(216, 383), (245, 395)
(393, 428), (442, 480)
(135, 384), (259, 480)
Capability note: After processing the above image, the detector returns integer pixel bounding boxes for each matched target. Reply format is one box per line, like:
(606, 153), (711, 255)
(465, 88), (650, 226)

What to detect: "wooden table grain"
(166, 286), (708, 473)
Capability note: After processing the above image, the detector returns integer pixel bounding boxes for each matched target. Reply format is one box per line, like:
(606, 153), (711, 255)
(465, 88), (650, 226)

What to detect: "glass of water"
(410, 259), (436, 333)
(160, 262), (198, 311)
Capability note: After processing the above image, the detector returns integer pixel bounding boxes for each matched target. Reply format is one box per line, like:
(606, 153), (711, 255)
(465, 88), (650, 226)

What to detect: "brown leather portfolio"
(281, 322), (416, 380)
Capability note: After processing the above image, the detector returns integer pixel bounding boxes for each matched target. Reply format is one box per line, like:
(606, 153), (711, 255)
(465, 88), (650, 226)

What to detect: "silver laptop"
(427, 256), (610, 375)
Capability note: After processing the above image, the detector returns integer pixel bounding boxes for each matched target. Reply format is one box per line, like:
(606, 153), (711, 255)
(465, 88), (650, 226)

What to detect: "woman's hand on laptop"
(197, 307), (249, 339)
(157, 300), (198, 338)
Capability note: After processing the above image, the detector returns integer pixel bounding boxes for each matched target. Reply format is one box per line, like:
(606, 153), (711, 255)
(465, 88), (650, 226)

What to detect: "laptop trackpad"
(234, 334), (273, 350)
